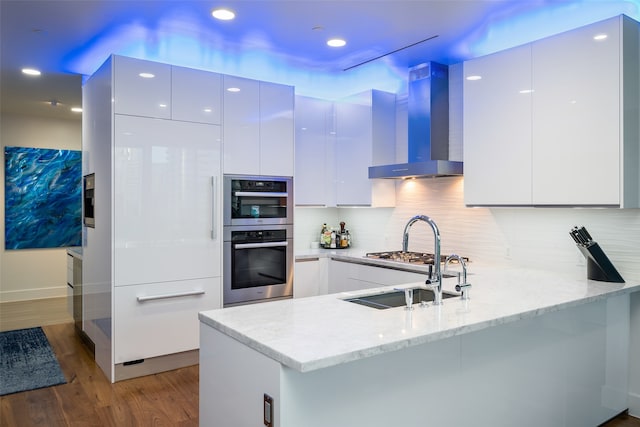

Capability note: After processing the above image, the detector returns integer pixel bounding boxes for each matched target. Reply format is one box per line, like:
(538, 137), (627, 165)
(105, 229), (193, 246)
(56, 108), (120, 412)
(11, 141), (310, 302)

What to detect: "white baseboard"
(629, 391), (640, 418)
(0, 286), (67, 303)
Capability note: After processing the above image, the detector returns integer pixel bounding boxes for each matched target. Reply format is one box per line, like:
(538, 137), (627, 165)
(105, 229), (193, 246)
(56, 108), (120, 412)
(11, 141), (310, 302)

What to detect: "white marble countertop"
(199, 265), (640, 373)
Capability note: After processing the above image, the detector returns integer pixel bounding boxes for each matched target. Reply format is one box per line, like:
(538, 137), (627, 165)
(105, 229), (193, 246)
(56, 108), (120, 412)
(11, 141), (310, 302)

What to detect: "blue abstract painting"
(4, 147), (82, 249)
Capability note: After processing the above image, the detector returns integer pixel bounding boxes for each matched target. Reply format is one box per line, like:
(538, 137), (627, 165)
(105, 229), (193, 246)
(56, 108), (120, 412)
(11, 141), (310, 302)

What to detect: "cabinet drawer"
(114, 278), (221, 363)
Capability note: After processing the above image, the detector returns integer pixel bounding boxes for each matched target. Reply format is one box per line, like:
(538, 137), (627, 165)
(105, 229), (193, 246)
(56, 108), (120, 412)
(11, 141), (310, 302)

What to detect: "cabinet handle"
(296, 257), (320, 262)
(211, 176), (217, 240)
(137, 290), (205, 302)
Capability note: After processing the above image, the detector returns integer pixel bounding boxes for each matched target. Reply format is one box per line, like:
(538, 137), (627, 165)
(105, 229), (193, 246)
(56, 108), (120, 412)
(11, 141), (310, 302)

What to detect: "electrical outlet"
(264, 394), (273, 427)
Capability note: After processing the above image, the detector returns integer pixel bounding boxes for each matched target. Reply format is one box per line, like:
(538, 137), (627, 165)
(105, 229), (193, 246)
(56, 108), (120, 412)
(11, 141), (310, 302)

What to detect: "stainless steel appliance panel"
(223, 224), (293, 306)
(223, 175), (293, 226)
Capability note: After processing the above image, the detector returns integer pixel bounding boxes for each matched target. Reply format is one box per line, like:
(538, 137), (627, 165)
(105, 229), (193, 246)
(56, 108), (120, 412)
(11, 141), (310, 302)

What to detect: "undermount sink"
(344, 288), (459, 310)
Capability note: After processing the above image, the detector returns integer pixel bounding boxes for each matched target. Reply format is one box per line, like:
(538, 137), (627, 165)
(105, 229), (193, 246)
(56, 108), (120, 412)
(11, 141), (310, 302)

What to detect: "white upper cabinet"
(463, 45), (533, 205)
(464, 15), (639, 207)
(172, 66), (222, 125)
(531, 17), (624, 206)
(223, 76), (295, 176)
(260, 82), (295, 177)
(334, 90), (396, 207)
(223, 75), (261, 174)
(113, 56), (172, 119)
(294, 96), (336, 206)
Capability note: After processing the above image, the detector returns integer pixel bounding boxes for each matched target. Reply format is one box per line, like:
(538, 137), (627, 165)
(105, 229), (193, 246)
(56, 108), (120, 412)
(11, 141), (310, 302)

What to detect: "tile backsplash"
(295, 176), (640, 279)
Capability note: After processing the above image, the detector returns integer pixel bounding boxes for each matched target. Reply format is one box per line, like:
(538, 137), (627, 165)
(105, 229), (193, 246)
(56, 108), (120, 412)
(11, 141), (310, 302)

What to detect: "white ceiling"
(1, 0), (638, 121)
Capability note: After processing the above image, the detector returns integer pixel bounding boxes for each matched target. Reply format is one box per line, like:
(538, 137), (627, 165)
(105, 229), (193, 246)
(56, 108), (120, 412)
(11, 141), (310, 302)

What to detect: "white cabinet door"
(334, 90), (396, 207)
(463, 44), (533, 206)
(172, 66), (222, 125)
(260, 82), (294, 177)
(464, 16), (638, 207)
(114, 277), (221, 363)
(223, 75), (260, 174)
(113, 115), (222, 286)
(327, 259), (360, 293)
(113, 56), (171, 119)
(295, 96), (336, 206)
(335, 101), (373, 206)
(532, 18), (621, 205)
(327, 260), (424, 294)
(294, 257), (328, 298)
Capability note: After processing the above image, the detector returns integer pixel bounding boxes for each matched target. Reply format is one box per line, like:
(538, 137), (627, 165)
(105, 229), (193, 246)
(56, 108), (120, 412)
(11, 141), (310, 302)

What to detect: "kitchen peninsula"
(199, 265), (639, 426)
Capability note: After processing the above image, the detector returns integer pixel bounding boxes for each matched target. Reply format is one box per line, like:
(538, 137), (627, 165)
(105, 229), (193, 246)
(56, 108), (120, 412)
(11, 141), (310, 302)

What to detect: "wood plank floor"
(1, 298), (639, 426)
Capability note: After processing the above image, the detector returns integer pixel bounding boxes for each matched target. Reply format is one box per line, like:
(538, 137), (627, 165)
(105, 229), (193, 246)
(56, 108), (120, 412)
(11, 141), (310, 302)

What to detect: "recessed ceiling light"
(593, 34), (608, 41)
(71, 107), (83, 113)
(139, 72), (155, 78)
(466, 75), (482, 81)
(226, 87), (241, 92)
(22, 68), (41, 76)
(212, 8), (235, 20)
(327, 38), (346, 47)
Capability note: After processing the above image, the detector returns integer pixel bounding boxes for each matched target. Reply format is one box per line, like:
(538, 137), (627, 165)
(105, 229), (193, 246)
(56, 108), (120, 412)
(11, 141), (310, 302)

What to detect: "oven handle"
(233, 191), (288, 198)
(234, 241), (289, 249)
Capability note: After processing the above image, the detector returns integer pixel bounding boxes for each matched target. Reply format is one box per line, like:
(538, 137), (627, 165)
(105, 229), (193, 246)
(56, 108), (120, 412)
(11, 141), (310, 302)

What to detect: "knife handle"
(581, 226), (593, 242)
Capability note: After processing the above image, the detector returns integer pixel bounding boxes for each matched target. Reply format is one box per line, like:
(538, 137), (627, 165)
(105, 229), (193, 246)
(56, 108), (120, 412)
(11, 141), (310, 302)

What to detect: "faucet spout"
(402, 215), (442, 305)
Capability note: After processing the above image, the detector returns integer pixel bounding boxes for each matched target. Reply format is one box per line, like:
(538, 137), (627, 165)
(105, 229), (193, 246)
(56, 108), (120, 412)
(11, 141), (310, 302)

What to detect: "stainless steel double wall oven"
(223, 175), (293, 306)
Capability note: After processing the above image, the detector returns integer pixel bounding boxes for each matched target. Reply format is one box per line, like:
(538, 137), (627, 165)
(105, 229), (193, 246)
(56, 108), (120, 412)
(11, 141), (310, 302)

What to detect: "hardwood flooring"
(0, 322), (199, 426)
(1, 298), (639, 426)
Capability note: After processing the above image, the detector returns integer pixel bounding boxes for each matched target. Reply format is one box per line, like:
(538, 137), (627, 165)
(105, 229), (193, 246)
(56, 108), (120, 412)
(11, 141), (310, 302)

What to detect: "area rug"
(0, 326), (66, 395)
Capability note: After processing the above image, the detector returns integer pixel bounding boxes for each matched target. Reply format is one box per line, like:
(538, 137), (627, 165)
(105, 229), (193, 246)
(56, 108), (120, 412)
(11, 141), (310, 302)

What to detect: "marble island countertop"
(199, 265), (640, 373)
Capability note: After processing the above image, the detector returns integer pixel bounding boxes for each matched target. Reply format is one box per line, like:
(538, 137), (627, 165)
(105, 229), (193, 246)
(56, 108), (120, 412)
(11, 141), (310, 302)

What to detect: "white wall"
(0, 112), (82, 302)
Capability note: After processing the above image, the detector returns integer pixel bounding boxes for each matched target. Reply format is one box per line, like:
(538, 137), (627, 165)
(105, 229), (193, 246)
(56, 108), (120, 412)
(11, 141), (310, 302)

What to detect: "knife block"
(576, 243), (624, 283)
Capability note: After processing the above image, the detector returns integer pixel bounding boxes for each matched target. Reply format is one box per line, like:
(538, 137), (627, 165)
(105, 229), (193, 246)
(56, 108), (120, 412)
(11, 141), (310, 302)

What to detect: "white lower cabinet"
(328, 259), (425, 294)
(294, 257), (328, 298)
(114, 278), (220, 364)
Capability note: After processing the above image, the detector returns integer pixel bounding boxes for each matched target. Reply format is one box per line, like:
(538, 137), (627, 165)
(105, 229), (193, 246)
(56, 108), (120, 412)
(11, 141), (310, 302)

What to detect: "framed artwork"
(4, 147), (82, 249)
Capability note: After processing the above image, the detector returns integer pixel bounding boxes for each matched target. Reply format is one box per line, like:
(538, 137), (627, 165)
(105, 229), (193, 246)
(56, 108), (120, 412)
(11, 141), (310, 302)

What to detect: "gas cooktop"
(365, 251), (469, 265)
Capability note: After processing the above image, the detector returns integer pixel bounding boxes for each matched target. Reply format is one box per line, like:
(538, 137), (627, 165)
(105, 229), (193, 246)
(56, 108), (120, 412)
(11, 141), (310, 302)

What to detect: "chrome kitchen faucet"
(444, 254), (471, 300)
(401, 215), (443, 305)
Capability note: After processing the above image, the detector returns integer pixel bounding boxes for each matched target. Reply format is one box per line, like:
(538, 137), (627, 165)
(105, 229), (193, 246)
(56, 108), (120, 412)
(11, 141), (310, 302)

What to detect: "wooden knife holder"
(576, 243), (625, 283)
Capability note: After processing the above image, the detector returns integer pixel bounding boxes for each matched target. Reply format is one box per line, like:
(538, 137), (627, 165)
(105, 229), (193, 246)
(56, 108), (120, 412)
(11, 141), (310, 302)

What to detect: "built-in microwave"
(223, 175), (293, 226)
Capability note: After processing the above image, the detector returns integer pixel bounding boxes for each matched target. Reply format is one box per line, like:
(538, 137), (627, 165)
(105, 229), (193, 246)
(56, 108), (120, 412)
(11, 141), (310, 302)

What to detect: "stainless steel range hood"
(368, 62), (463, 179)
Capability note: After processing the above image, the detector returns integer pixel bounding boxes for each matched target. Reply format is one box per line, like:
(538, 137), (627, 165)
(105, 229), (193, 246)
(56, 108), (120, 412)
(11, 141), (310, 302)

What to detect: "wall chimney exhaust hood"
(368, 62), (463, 179)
